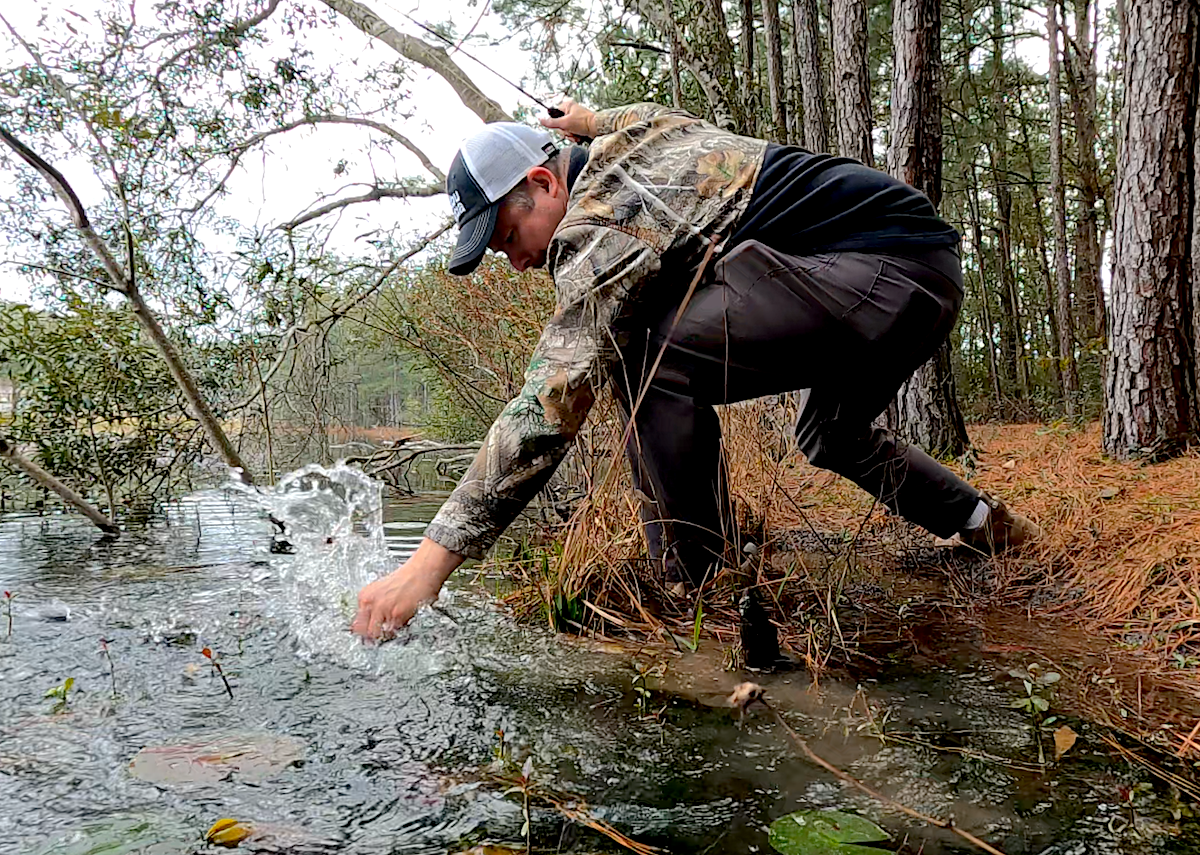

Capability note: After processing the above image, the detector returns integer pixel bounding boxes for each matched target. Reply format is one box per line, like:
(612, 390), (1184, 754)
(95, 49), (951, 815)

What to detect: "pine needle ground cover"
(491, 412), (1200, 761)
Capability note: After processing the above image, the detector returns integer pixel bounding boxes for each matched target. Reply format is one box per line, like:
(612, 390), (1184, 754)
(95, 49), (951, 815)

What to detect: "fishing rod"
(395, 9), (567, 118)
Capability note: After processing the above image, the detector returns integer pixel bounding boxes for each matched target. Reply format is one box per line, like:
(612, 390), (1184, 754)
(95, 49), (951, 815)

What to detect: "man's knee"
(796, 419), (886, 475)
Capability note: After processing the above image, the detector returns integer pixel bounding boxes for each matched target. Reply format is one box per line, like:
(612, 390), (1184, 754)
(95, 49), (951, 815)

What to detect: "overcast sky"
(0, 0), (548, 302)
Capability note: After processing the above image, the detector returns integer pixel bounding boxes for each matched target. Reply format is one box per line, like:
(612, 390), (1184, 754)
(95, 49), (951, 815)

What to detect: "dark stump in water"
(739, 588), (780, 669)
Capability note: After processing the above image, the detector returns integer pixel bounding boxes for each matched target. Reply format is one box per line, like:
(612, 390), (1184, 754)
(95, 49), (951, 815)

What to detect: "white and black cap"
(447, 122), (559, 276)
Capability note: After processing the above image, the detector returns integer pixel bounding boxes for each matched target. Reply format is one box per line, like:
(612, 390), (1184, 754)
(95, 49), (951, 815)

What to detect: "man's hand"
(350, 537), (464, 641)
(540, 98), (597, 143)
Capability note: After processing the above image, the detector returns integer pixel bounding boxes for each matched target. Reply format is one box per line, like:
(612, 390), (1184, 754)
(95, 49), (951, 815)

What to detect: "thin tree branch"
(278, 182), (444, 230)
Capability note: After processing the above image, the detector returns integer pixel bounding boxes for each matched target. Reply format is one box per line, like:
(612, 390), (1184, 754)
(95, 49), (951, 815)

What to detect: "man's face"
(487, 166), (568, 272)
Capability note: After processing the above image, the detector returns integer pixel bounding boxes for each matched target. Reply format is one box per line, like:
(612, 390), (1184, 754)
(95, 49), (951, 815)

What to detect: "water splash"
(229, 463), (396, 664)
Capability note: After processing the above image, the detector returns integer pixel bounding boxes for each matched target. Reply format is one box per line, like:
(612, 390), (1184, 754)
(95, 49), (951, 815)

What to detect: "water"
(0, 468), (1196, 855)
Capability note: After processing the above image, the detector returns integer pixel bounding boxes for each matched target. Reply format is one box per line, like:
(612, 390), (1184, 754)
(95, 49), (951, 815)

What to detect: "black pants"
(611, 240), (980, 585)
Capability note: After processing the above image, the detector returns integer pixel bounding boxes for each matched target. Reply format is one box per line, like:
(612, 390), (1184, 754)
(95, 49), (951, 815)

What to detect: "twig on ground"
(727, 682), (1008, 855)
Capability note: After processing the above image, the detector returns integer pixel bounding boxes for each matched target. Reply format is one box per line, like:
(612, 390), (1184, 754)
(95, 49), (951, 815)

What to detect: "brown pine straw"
(498, 411), (1200, 752)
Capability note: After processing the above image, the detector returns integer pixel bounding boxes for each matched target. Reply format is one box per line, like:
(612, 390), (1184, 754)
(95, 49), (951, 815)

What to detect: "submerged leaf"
(768, 809), (889, 855)
(1053, 725), (1078, 761)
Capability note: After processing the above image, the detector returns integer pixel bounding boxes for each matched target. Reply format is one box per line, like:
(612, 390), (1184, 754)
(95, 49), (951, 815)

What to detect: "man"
(350, 100), (1039, 640)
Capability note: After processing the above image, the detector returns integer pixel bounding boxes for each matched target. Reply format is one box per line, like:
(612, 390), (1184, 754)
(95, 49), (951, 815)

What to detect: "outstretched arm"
(350, 538), (463, 640)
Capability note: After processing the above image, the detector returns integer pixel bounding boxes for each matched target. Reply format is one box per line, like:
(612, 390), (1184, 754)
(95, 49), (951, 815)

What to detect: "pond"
(0, 465), (1196, 855)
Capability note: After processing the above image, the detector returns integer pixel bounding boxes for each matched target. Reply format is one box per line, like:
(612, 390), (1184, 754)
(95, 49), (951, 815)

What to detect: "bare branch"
(188, 114), (444, 212)
(319, 0), (511, 123)
(157, 0), (283, 80)
(0, 437), (120, 534)
(278, 182), (444, 231)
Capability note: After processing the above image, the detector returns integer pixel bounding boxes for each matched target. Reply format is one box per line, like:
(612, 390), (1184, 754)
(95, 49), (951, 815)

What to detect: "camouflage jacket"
(425, 103), (767, 559)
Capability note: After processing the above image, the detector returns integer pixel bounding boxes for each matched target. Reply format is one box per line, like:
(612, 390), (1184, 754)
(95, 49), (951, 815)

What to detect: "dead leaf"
(1053, 725), (1078, 761)
(1001, 459), (1017, 470)
(206, 818), (254, 847)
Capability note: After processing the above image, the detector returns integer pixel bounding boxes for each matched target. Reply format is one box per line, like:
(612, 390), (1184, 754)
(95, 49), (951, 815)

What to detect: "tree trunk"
(762, 0), (788, 142)
(793, 0), (829, 151)
(670, 27), (684, 108)
(885, 0), (968, 457)
(632, 0), (746, 130)
(967, 165), (1004, 413)
(740, 0), (757, 134)
(1048, 0), (1080, 414)
(319, 0), (511, 123)
(0, 438), (119, 534)
(0, 127), (255, 485)
(1064, 0), (1106, 343)
(986, 0), (1022, 400)
(1104, 0), (1199, 460)
(831, 0), (872, 163)
(1015, 84), (1065, 400)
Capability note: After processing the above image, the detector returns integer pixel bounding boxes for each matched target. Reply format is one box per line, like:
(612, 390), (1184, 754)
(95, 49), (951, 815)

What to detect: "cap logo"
(449, 190), (466, 222)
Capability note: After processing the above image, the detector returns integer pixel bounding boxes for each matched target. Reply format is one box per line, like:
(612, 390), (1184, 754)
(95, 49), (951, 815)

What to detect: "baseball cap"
(447, 122), (559, 275)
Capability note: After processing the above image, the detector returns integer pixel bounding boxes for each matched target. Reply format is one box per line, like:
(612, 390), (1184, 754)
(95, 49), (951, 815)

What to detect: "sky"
(0, 0), (550, 302)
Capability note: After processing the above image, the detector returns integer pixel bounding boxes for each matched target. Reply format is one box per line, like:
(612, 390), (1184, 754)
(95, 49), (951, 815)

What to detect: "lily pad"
(768, 810), (890, 855)
(33, 814), (194, 855)
(128, 733), (304, 784)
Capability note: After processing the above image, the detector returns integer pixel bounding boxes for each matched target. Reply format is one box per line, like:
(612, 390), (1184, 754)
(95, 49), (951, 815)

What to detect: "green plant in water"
(100, 637), (117, 699)
(768, 809), (889, 855)
(680, 599), (704, 653)
(492, 728), (513, 766)
(502, 756), (534, 855)
(1009, 663), (1060, 764)
(45, 676), (75, 714)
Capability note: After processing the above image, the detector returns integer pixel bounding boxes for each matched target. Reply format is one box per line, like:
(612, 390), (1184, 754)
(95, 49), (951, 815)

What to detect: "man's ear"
(525, 165), (559, 196)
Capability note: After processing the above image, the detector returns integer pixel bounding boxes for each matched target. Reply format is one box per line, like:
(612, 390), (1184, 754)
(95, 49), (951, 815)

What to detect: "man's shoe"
(958, 492), (1042, 555)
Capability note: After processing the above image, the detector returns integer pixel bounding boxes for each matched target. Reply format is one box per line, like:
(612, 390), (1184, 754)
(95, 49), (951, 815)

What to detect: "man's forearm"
(405, 537), (465, 585)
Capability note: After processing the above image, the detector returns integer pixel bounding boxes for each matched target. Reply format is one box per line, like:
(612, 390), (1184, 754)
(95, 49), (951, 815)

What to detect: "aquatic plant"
(501, 757), (534, 855)
(1009, 663), (1060, 764)
(99, 638), (117, 699)
(768, 809), (889, 855)
(201, 646), (235, 699)
(44, 676), (75, 714)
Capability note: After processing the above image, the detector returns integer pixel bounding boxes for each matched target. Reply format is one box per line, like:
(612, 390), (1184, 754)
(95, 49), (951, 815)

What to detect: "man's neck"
(565, 145), (589, 193)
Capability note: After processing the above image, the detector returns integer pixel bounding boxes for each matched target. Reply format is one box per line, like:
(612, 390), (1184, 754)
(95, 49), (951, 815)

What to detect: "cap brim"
(448, 203), (500, 276)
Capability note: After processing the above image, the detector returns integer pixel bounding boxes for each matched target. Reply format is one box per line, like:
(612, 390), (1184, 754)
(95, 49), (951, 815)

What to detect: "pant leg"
(615, 240), (981, 579)
(612, 367), (733, 586)
(792, 388), (980, 537)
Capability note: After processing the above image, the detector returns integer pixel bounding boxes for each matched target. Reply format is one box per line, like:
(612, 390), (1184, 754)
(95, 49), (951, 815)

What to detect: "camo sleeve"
(424, 224), (661, 559)
(592, 102), (693, 136)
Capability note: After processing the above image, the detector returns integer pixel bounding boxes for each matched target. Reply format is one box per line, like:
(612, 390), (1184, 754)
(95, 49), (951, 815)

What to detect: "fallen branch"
(0, 437), (119, 535)
(730, 683), (1009, 855)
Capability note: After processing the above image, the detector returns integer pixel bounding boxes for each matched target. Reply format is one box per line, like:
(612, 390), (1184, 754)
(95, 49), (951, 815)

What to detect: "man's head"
(447, 123), (571, 275)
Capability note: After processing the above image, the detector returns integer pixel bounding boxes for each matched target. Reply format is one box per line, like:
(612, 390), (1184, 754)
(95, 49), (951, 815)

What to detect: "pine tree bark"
(793, 0), (829, 151)
(885, 0), (968, 457)
(987, 0), (1022, 399)
(741, 0), (757, 135)
(1048, 0), (1080, 414)
(1064, 0), (1106, 343)
(762, 0), (788, 142)
(831, 0), (872, 163)
(1104, 0), (1199, 460)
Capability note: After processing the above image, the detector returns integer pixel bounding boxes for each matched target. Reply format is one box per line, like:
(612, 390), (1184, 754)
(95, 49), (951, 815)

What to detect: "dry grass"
(493, 406), (1200, 758)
